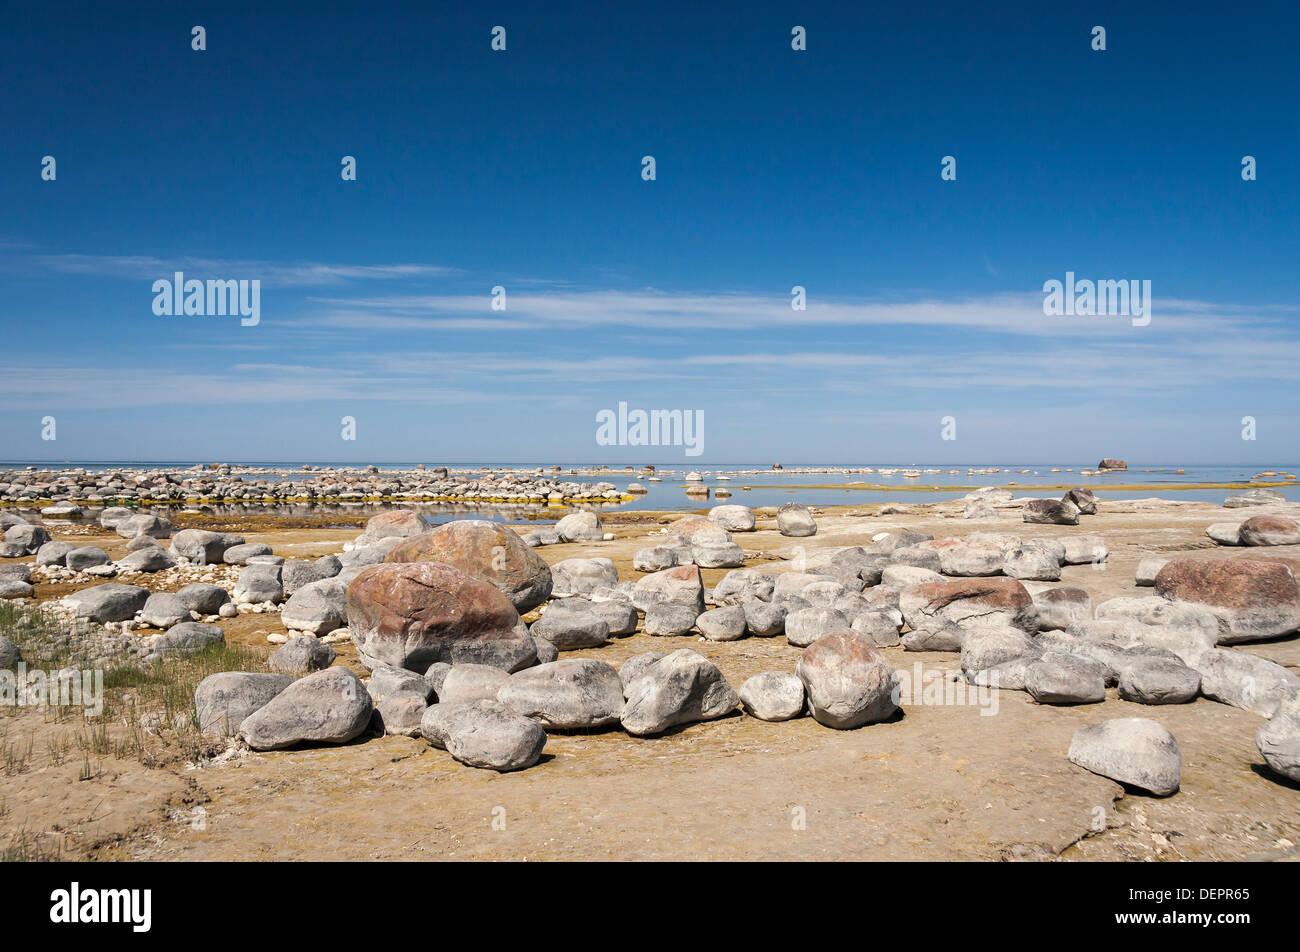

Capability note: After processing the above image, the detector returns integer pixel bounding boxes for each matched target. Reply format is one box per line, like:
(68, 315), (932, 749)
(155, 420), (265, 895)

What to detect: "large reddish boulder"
(346, 562), (535, 672)
(1238, 515), (1300, 547)
(900, 577), (1038, 635)
(1154, 557), (1300, 642)
(384, 520), (552, 611)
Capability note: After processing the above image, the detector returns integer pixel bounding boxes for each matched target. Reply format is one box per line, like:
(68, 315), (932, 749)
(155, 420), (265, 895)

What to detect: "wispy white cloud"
(24, 254), (457, 287)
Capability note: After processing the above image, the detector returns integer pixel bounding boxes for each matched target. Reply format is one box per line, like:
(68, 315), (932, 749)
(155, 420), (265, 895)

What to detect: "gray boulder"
(620, 649), (739, 735)
(280, 577), (349, 635)
(174, 582), (230, 615)
(497, 658), (624, 729)
(420, 699), (547, 771)
(550, 557), (618, 597)
(1117, 657), (1201, 705)
(1256, 692), (1300, 783)
(696, 605), (747, 641)
(777, 502), (817, 537)
(140, 592), (193, 629)
(743, 598), (787, 637)
(268, 635), (337, 674)
(1067, 718), (1181, 796)
(65, 582), (149, 622)
(530, 601), (609, 649)
(232, 563), (284, 604)
(36, 541), (75, 567)
(644, 602), (698, 636)
(438, 664), (511, 705)
(151, 622), (224, 655)
(65, 546), (111, 571)
(555, 510), (604, 542)
(240, 667), (373, 750)
(739, 671), (805, 721)
(194, 672), (295, 736)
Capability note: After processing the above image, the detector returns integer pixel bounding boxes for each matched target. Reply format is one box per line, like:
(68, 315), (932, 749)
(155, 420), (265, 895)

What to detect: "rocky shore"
(2, 485), (1298, 861)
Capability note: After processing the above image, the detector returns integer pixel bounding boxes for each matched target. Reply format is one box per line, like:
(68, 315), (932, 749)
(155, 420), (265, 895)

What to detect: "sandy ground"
(4, 498), (1299, 861)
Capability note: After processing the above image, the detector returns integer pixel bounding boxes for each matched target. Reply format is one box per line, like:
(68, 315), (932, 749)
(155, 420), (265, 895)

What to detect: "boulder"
(739, 671), (806, 721)
(420, 700), (546, 772)
(268, 635), (337, 674)
(222, 542), (273, 565)
(691, 541), (746, 568)
(384, 520), (553, 612)
(139, 592), (192, 629)
(696, 605), (747, 641)
(929, 540), (1005, 577)
(1224, 488), (1285, 508)
(497, 659), (624, 729)
(1153, 557), (1300, 642)
(169, 529), (229, 564)
(743, 599), (787, 637)
(232, 563), (284, 604)
(367, 664), (435, 704)
(65, 546), (111, 571)
(777, 503), (817, 537)
(550, 558), (619, 597)
(589, 597), (638, 636)
(36, 541), (75, 566)
(1024, 654), (1107, 704)
(1064, 487), (1098, 514)
(1193, 648), (1300, 716)
(194, 672), (295, 736)
(529, 601), (609, 649)
(173, 582), (229, 615)
(797, 629), (899, 729)
(1135, 558), (1168, 586)
(116, 546), (175, 573)
(64, 582), (149, 622)
(0, 635), (22, 668)
(634, 546), (681, 572)
(4, 524), (51, 555)
(901, 577), (1038, 635)
(239, 667), (372, 750)
(280, 577), (350, 636)
(281, 556), (342, 597)
(1031, 587), (1093, 631)
(1206, 523), (1242, 546)
(1096, 459), (1127, 471)
(555, 510), (604, 542)
(437, 664), (512, 705)
(377, 693), (429, 737)
(644, 603), (698, 636)
(1256, 693), (1300, 783)
(632, 564), (705, 614)
(619, 652), (666, 696)
(1061, 536), (1107, 566)
(1003, 543), (1061, 581)
(1067, 718), (1181, 796)
(1023, 499), (1080, 526)
(151, 622), (224, 655)
(785, 607), (850, 648)
(356, 509), (433, 546)
(1117, 658), (1201, 705)
(1238, 515), (1300, 547)
(709, 505), (756, 532)
(960, 625), (1041, 673)
(114, 513), (172, 540)
(346, 562), (534, 672)
(621, 649), (739, 735)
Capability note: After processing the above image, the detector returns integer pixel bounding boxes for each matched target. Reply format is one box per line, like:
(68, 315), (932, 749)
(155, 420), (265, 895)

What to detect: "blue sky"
(1, 0), (1297, 464)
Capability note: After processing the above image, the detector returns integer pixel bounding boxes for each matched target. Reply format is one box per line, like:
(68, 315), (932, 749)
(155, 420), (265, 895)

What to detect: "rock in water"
(384, 519), (553, 611)
(420, 700), (547, 771)
(1256, 692), (1300, 783)
(1096, 458), (1127, 471)
(777, 502), (817, 537)
(739, 671), (805, 721)
(239, 667), (373, 750)
(194, 672), (296, 736)
(621, 649), (739, 736)
(346, 561), (535, 672)
(1067, 718), (1181, 796)
(1154, 557), (1300, 642)
(797, 629), (899, 729)
(497, 659), (625, 729)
